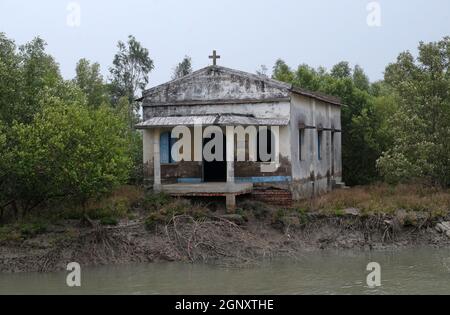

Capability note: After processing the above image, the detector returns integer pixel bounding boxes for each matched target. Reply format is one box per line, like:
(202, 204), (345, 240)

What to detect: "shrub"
(100, 217), (119, 226)
(2, 100), (132, 216)
(19, 222), (48, 238)
(143, 193), (172, 211)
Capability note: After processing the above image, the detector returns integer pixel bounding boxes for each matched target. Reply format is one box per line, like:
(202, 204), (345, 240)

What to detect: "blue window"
(160, 132), (176, 164)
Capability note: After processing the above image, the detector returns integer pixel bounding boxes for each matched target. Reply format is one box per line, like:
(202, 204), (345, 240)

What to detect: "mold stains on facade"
(138, 65), (344, 206)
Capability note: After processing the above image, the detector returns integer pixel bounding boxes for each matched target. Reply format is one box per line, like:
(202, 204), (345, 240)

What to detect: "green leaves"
(172, 56), (193, 80)
(378, 37), (450, 187)
(4, 99), (132, 211)
(0, 34), (62, 126)
(109, 35), (154, 104)
(74, 58), (109, 108)
(271, 59), (385, 185)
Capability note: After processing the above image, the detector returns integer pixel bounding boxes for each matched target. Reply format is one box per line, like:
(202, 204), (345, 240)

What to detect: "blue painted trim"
(236, 176), (292, 183)
(176, 176), (292, 184)
(177, 178), (202, 184)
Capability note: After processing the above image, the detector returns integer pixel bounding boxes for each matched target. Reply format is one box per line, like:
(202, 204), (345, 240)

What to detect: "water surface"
(1, 248), (450, 295)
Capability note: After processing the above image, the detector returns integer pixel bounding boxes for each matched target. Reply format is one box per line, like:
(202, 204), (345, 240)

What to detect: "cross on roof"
(209, 50), (220, 66)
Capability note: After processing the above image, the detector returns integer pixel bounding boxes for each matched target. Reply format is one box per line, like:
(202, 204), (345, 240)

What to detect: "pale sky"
(1, 0), (449, 87)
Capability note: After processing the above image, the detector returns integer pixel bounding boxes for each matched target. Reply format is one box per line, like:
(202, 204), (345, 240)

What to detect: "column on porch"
(153, 128), (162, 192)
(225, 126), (236, 211)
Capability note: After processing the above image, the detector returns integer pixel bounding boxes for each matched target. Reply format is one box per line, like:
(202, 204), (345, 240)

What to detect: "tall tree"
(3, 94), (132, 216)
(272, 59), (294, 82)
(271, 59), (389, 185)
(377, 37), (450, 186)
(353, 65), (370, 92)
(109, 35), (154, 107)
(74, 58), (108, 108)
(19, 37), (62, 123)
(331, 61), (351, 79)
(0, 34), (61, 125)
(172, 56), (193, 79)
(0, 33), (21, 125)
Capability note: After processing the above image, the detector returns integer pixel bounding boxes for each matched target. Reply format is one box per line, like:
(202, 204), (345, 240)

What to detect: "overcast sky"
(1, 0), (450, 87)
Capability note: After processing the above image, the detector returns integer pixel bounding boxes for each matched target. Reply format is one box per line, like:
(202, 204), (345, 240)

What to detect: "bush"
(100, 217), (119, 226)
(20, 222), (48, 237)
(143, 193), (172, 211)
(0, 221), (48, 242)
(2, 99), (132, 216)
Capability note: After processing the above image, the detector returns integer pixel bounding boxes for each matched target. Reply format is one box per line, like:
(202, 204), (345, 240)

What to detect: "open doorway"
(203, 132), (227, 182)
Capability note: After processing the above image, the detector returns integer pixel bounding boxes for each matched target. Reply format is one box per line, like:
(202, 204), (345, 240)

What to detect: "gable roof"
(139, 65), (342, 106)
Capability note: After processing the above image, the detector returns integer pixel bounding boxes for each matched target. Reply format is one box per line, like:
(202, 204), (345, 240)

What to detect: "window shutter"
(160, 132), (170, 164)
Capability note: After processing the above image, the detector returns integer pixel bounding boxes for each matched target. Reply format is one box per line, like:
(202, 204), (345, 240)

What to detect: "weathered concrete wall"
(144, 125), (292, 184)
(143, 102), (291, 121)
(141, 65), (341, 198)
(289, 94), (342, 200)
(143, 129), (155, 187)
(142, 66), (290, 105)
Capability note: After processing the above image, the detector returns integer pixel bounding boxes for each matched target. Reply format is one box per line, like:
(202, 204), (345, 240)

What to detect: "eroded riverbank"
(1, 210), (450, 274)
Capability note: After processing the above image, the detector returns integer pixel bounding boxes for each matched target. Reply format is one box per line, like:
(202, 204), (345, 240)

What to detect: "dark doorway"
(203, 132), (227, 182)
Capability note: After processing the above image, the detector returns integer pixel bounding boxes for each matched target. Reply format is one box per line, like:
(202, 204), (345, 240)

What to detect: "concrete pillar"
(226, 195), (236, 213)
(311, 99), (317, 198)
(153, 128), (161, 192)
(226, 126), (235, 183)
(142, 129), (154, 187)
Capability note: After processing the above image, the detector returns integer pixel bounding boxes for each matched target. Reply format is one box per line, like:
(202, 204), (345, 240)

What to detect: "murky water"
(1, 248), (450, 295)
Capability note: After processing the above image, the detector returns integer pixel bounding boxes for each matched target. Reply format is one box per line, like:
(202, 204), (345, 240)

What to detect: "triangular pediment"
(141, 66), (291, 106)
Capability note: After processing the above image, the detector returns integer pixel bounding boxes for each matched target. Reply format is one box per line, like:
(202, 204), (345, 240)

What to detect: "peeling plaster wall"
(289, 94), (342, 200)
(141, 66), (341, 197)
(143, 66), (290, 105)
(144, 125), (291, 185)
(143, 102), (291, 121)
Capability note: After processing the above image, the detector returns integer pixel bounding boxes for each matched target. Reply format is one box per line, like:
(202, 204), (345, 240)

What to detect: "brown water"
(1, 248), (450, 295)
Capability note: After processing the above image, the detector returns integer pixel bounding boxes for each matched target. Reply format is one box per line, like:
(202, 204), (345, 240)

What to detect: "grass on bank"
(1, 183), (450, 242)
(297, 183), (450, 218)
(0, 186), (145, 242)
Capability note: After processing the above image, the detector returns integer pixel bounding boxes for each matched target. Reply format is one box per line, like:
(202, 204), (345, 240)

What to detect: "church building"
(137, 52), (344, 210)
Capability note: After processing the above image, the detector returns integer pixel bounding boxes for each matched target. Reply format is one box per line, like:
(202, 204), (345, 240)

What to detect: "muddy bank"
(1, 211), (450, 274)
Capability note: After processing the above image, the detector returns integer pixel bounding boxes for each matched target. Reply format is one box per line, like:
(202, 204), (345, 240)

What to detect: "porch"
(161, 182), (254, 211)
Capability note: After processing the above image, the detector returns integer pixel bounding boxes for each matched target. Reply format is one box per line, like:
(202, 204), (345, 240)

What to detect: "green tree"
(18, 37), (62, 124)
(115, 96), (143, 184)
(0, 120), (8, 218)
(330, 61), (352, 79)
(353, 65), (370, 92)
(272, 59), (294, 82)
(271, 59), (390, 185)
(74, 58), (109, 108)
(293, 64), (321, 91)
(172, 56), (193, 79)
(109, 35), (154, 106)
(0, 33), (21, 125)
(377, 37), (450, 186)
(3, 93), (132, 216)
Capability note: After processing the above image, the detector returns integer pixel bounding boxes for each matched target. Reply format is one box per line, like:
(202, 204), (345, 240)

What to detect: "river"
(1, 248), (450, 295)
